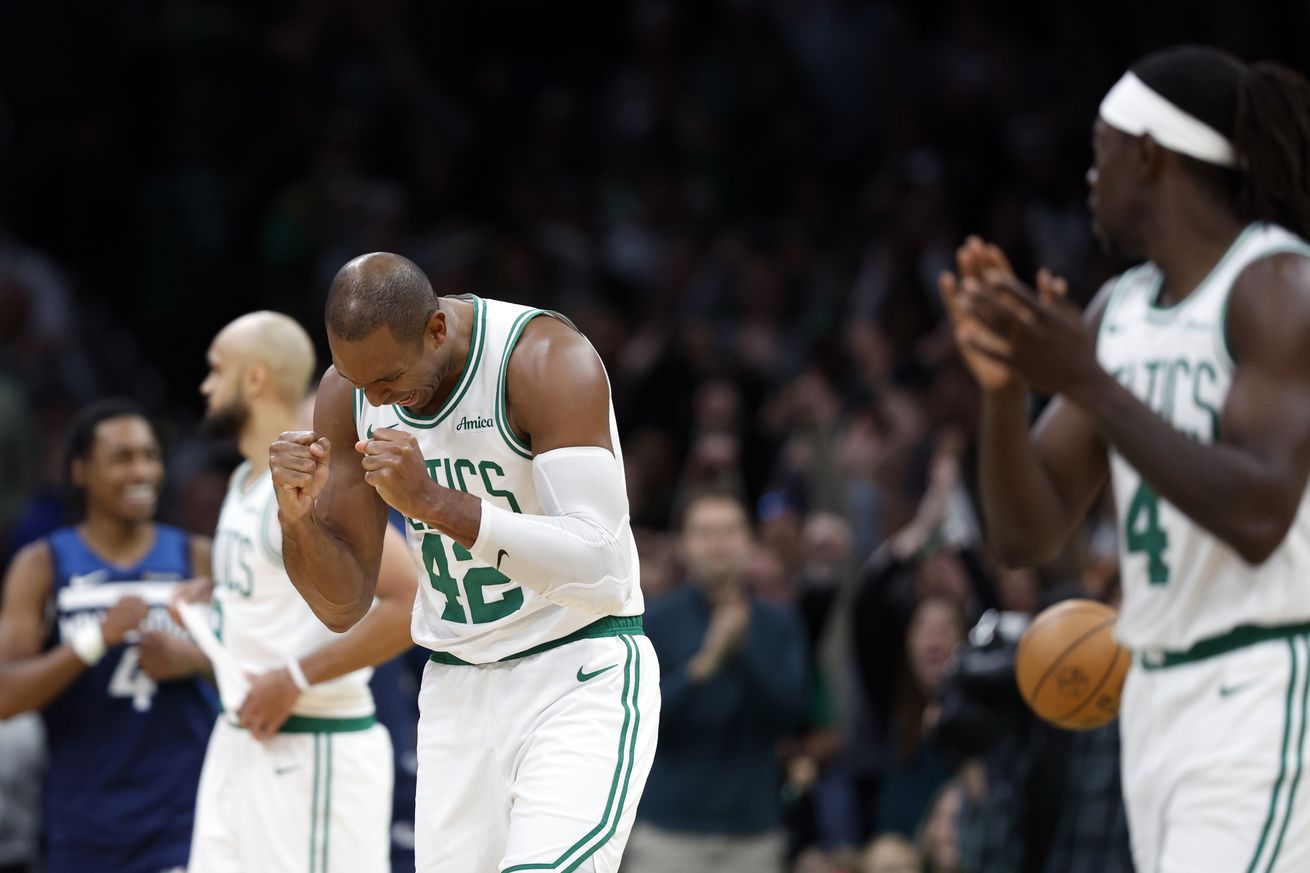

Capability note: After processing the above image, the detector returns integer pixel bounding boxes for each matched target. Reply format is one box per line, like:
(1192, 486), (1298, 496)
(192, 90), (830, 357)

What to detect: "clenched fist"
(101, 596), (149, 646)
(356, 428), (435, 519)
(270, 431), (331, 521)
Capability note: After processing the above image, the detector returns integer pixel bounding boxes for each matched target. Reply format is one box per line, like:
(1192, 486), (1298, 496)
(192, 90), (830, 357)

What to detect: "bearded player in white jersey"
(269, 254), (659, 873)
(942, 47), (1310, 873)
(181, 311), (418, 873)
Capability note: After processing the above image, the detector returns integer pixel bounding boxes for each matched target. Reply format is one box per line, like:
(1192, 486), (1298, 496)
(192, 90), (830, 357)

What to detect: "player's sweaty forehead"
(331, 346), (410, 388)
(330, 325), (419, 388)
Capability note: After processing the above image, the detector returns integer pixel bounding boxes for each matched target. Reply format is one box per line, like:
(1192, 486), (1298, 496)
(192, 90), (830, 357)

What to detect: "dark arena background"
(1, 2), (1308, 872)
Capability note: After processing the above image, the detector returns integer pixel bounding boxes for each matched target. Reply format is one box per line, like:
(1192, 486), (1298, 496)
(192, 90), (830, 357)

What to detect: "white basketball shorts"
(1121, 630), (1310, 873)
(415, 629), (660, 873)
(189, 714), (394, 873)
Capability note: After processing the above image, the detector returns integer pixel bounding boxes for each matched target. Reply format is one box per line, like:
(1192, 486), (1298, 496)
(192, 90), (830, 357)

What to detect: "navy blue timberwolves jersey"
(44, 524), (217, 873)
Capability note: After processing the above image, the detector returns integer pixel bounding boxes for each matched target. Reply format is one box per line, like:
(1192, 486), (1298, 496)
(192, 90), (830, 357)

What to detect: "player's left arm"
(236, 524), (418, 740)
(470, 315), (636, 613)
(363, 315), (636, 615)
(297, 523), (418, 684)
(137, 533), (213, 682)
(972, 252), (1310, 564)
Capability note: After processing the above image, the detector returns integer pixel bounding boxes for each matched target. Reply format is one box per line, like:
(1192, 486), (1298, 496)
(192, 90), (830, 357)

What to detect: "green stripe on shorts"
(501, 635), (642, 872)
(1263, 636), (1310, 872)
(1247, 637), (1306, 873)
(310, 734), (321, 873)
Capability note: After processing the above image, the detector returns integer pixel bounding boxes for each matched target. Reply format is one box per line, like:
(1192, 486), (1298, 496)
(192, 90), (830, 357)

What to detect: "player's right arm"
(941, 239), (1110, 566)
(977, 355), (1110, 566)
(272, 367), (389, 632)
(0, 541), (147, 718)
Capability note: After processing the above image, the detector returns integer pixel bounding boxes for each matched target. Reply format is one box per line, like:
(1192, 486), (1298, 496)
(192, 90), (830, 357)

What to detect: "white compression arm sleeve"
(468, 446), (639, 614)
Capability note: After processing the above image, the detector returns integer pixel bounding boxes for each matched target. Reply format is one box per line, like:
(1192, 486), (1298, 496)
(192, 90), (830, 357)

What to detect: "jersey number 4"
(421, 534), (524, 624)
(1126, 482), (1171, 585)
(108, 646), (157, 711)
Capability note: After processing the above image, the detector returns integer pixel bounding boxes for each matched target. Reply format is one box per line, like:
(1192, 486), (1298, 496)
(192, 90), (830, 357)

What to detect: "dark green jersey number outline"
(1126, 481), (1170, 585)
(421, 533), (524, 624)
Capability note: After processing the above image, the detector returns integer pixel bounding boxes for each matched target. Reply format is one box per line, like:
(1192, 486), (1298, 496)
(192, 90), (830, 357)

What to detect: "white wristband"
(285, 657), (311, 692)
(68, 621), (107, 666)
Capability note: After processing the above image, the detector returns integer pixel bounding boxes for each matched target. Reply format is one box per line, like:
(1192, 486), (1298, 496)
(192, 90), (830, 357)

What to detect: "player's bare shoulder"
(507, 316), (605, 384)
(504, 315), (613, 454)
(1227, 249), (1310, 362)
(1, 539), (54, 601)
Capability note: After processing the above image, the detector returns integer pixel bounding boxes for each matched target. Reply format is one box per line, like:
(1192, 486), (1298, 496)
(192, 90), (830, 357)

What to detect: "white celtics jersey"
(354, 295), (643, 664)
(1097, 222), (1310, 651)
(212, 462), (374, 717)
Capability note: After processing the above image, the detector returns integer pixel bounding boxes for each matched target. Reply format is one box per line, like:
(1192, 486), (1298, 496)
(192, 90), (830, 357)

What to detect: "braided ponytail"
(1235, 62), (1310, 240)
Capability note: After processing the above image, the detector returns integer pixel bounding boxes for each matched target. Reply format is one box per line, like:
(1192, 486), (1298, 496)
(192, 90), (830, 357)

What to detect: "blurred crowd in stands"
(1, 1), (1307, 871)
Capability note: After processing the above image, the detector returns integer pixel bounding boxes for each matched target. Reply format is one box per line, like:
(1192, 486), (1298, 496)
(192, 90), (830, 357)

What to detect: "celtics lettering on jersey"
(214, 529), (255, 597)
(1108, 357), (1223, 444)
(406, 454), (525, 625)
(354, 294), (645, 664)
(1097, 223), (1310, 652)
(1108, 354), (1224, 586)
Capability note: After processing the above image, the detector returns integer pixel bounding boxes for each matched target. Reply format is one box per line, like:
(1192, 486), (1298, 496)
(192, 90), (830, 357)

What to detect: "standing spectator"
(626, 492), (810, 873)
(852, 435), (989, 838)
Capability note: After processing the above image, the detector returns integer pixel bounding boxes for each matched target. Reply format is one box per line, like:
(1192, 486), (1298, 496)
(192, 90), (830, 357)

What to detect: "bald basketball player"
(182, 311), (419, 873)
(269, 254), (660, 873)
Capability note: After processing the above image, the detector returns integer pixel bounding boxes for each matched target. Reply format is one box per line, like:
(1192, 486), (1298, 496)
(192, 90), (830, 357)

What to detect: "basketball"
(1015, 599), (1130, 731)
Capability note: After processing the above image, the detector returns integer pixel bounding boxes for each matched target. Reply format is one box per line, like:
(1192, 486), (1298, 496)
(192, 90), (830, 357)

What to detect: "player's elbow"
(1231, 518), (1291, 566)
(314, 600), (369, 633)
(980, 509), (1068, 569)
(0, 676), (31, 720)
(1230, 488), (1298, 566)
(551, 553), (636, 614)
(320, 614), (361, 634)
(985, 531), (1060, 570)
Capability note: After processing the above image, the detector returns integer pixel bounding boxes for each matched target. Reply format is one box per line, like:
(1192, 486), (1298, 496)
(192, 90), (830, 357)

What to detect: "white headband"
(1099, 72), (1238, 168)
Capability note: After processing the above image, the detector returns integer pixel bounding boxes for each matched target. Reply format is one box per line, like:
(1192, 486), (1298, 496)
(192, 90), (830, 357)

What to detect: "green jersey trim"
(1217, 243), (1310, 371)
(493, 307), (581, 460)
(227, 461), (252, 499)
(1146, 223), (1259, 318)
(1096, 266), (1143, 348)
(394, 295), (487, 428)
(223, 711), (378, 734)
(495, 309), (544, 459)
(427, 614), (644, 666)
(280, 713), (376, 733)
(258, 485), (283, 567)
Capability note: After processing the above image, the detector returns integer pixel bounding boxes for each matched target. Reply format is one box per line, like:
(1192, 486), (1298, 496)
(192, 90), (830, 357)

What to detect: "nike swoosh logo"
(1219, 679), (1259, 698)
(274, 765), (299, 776)
(496, 549), (509, 571)
(577, 664), (617, 683)
(365, 422), (402, 439)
